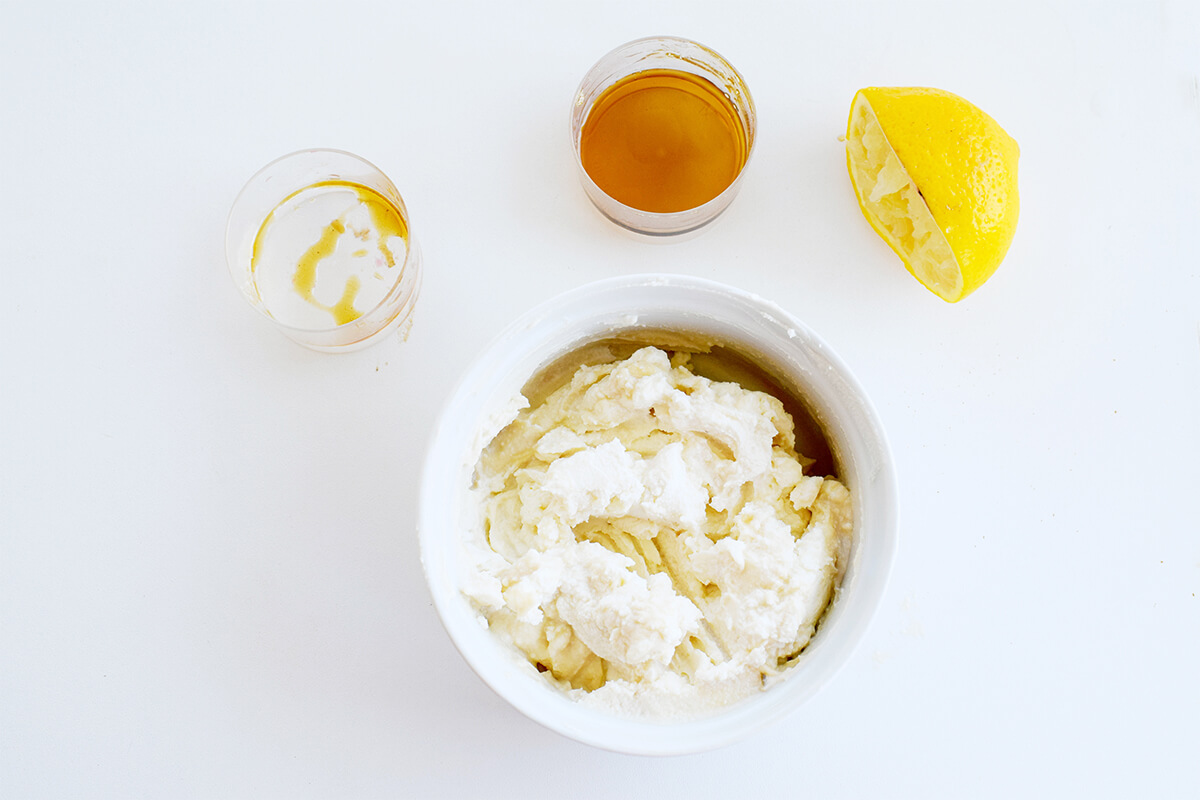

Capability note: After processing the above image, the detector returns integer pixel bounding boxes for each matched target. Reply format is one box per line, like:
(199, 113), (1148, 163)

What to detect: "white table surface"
(3, 1), (1198, 797)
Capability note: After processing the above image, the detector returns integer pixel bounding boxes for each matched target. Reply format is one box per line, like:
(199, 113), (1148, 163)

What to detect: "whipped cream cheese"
(462, 346), (852, 717)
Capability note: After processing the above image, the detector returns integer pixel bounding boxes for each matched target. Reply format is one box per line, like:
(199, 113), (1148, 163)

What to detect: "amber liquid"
(580, 69), (749, 213)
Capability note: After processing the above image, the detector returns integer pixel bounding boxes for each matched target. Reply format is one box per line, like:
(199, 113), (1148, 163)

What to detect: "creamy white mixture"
(462, 346), (852, 717)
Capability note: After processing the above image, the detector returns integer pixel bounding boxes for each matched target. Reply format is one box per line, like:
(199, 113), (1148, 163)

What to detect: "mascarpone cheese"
(463, 346), (852, 717)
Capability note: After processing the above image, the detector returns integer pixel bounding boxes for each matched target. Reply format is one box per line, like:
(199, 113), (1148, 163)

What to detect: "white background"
(3, 1), (1198, 797)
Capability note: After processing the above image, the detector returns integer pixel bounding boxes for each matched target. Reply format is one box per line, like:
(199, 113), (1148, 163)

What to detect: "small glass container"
(225, 149), (422, 352)
(570, 36), (757, 237)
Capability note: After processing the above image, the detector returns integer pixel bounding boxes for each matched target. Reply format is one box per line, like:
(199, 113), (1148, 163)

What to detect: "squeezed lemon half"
(846, 87), (1020, 303)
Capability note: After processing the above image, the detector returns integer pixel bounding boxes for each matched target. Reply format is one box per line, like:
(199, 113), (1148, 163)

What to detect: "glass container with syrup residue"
(226, 149), (422, 352)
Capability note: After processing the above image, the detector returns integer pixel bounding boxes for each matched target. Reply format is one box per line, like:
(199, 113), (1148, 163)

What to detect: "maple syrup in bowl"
(225, 149), (422, 352)
(571, 36), (756, 236)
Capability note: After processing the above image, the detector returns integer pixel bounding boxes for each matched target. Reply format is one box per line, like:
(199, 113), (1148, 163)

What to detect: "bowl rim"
(417, 273), (898, 755)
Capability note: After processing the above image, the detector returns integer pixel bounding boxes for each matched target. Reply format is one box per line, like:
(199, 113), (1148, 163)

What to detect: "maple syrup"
(580, 68), (750, 214)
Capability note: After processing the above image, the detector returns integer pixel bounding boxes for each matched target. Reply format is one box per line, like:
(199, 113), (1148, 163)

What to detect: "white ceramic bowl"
(418, 274), (897, 755)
